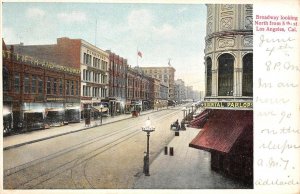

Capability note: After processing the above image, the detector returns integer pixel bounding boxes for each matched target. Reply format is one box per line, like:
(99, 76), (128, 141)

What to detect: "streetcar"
(22, 110), (47, 132)
(3, 109), (13, 135)
(65, 106), (81, 123)
(45, 108), (65, 127)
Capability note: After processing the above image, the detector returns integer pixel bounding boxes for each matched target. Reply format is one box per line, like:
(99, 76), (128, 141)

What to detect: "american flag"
(137, 51), (142, 58)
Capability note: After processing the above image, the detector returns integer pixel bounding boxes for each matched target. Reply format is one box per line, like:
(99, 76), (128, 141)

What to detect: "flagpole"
(137, 47), (138, 67)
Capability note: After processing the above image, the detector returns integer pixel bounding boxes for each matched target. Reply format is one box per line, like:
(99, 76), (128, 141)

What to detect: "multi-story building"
(126, 67), (153, 113)
(140, 66), (176, 100)
(186, 86), (194, 101)
(106, 50), (128, 115)
(80, 40), (109, 110)
(3, 40), (81, 131)
(10, 37), (110, 118)
(174, 79), (186, 103)
(189, 4), (253, 187)
(160, 83), (169, 107)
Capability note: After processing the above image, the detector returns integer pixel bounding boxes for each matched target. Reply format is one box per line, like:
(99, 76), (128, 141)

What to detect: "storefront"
(189, 109), (253, 186)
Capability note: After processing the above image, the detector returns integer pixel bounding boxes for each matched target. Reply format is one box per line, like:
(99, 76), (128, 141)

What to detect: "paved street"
(3, 106), (248, 189)
(3, 107), (182, 189)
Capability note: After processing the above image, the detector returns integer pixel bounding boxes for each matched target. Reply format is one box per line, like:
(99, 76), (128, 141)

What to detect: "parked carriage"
(92, 102), (110, 118)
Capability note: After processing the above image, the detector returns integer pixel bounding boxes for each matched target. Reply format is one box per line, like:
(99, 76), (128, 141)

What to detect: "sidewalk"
(133, 127), (249, 189)
(3, 109), (159, 150)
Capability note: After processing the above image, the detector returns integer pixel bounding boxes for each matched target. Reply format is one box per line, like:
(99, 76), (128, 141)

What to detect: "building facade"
(140, 66), (176, 100)
(189, 4), (253, 187)
(10, 37), (110, 118)
(126, 67), (153, 113)
(81, 40), (109, 110)
(106, 50), (128, 115)
(3, 41), (81, 131)
(204, 4), (253, 98)
(186, 86), (194, 101)
(174, 79), (186, 103)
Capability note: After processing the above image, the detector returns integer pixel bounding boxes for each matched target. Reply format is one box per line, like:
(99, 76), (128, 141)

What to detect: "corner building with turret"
(189, 4), (253, 187)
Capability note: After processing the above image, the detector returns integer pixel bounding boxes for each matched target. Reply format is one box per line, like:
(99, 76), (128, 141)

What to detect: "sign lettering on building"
(46, 97), (65, 102)
(202, 101), (253, 109)
(2, 50), (81, 75)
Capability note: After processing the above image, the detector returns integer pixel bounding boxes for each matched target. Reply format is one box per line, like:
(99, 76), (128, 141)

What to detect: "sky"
(2, 3), (207, 91)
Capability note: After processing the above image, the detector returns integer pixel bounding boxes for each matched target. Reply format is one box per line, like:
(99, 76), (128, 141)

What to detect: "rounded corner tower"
(204, 4), (253, 101)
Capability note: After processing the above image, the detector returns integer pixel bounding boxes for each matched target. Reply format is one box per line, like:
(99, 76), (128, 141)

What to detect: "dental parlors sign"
(201, 101), (253, 109)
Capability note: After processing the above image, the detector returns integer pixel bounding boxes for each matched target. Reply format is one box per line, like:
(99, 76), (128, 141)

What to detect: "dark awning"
(189, 109), (253, 153)
(189, 109), (210, 128)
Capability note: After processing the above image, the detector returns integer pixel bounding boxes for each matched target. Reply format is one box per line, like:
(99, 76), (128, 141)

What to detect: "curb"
(3, 109), (166, 151)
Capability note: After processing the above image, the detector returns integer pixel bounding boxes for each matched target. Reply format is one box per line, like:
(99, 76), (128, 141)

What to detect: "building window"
(3, 67), (10, 92)
(71, 80), (74, 95)
(88, 55), (92, 65)
(84, 53), (87, 64)
(50, 78), (54, 94)
(24, 74), (30, 94)
(59, 79), (63, 96)
(83, 85), (86, 96)
(66, 80), (70, 95)
(164, 75), (168, 83)
(32, 75), (36, 94)
(83, 69), (86, 80)
(14, 73), (20, 93)
(76, 81), (79, 96)
(218, 53), (234, 96)
(53, 78), (57, 95)
(242, 53), (253, 96)
(38, 77), (43, 94)
(206, 57), (212, 96)
(47, 77), (51, 94)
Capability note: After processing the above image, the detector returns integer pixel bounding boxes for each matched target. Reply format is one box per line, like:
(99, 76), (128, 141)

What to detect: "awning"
(189, 109), (210, 128)
(189, 109), (253, 153)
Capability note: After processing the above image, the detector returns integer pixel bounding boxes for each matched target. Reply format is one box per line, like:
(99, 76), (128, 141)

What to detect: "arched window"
(3, 66), (9, 92)
(206, 57), (212, 96)
(218, 53), (234, 96)
(242, 53), (253, 96)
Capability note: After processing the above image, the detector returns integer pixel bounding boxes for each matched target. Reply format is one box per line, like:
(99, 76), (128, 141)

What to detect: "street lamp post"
(182, 107), (187, 119)
(100, 104), (104, 125)
(142, 117), (155, 176)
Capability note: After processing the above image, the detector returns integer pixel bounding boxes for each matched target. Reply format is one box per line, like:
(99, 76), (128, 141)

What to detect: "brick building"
(126, 67), (153, 113)
(140, 66), (176, 100)
(3, 40), (81, 132)
(106, 50), (128, 115)
(10, 37), (109, 118)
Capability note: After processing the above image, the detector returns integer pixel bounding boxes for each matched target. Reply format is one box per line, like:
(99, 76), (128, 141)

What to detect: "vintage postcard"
(1, 0), (299, 194)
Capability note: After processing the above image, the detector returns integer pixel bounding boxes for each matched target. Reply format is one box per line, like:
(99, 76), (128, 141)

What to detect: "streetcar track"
(70, 158), (80, 188)
(4, 110), (180, 189)
(25, 128), (141, 189)
(83, 159), (94, 189)
(4, 110), (176, 177)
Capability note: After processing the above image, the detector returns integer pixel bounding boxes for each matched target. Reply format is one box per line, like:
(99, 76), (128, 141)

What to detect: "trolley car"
(65, 106), (81, 123)
(45, 108), (65, 127)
